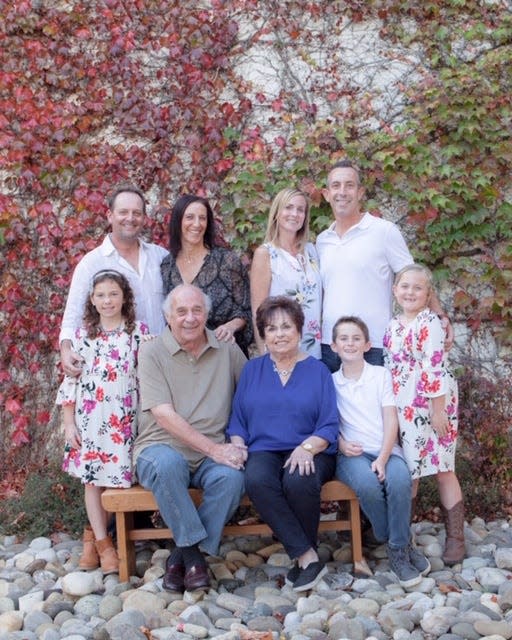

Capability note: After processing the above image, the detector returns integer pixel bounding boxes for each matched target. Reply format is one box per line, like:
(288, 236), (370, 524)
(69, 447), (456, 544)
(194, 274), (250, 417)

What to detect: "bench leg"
(348, 497), (372, 576)
(116, 511), (135, 582)
(348, 497), (363, 563)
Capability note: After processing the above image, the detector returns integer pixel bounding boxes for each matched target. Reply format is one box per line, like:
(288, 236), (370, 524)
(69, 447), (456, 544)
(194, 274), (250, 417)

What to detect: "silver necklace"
(272, 358), (297, 377)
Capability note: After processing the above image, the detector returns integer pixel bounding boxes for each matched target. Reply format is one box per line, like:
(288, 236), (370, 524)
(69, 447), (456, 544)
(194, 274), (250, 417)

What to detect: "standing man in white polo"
(317, 159), (450, 371)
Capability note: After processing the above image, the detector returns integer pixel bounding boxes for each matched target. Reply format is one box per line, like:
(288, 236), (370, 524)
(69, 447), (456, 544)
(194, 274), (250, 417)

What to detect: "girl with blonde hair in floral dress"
(383, 264), (464, 565)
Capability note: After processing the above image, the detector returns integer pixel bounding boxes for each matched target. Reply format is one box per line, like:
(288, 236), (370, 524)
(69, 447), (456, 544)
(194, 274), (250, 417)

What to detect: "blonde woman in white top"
(250, 188), (322, 358)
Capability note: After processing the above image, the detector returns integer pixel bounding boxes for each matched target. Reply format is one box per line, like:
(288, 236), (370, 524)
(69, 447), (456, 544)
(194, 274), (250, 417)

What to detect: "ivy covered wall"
(1, 1), (510, 500)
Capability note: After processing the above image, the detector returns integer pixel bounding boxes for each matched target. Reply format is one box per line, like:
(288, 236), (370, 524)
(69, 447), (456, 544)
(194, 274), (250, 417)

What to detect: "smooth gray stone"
(328, 615), (366, 640)
(179, 603), (213, 629)
(201, 602), (232, 623)
(42, 598), (75, 618)
(98, 593), (123, 621)
(39, 628), (61, 640)
(377, 609), (415, 635)
(247, 615), (283, 632)
(74, 594), (103, 618)
(23, 610), (53, 631)
(472, 601), (504, 621)
(241, 602), (272, 623)
(104, 609), (146, 635)
(59, 617), (95, 638)
(109, 624), (147, 640)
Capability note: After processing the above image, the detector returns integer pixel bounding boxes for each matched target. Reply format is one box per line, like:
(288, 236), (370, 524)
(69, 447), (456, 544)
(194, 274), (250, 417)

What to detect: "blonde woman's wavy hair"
(263, 188), (310, 252)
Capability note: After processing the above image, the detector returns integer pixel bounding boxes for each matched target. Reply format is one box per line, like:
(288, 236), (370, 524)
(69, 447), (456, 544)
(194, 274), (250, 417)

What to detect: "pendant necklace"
(272, 357), (297, 378)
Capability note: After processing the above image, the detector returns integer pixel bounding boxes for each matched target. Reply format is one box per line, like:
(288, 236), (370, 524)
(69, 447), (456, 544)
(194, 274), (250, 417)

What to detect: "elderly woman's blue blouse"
(227, 354), (339, 454)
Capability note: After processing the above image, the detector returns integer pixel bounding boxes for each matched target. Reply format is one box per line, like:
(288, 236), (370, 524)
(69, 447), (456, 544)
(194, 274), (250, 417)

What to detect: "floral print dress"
(266, 242), (322, 358)
(57, 321), (148, 487)
(383, 308), (458, 479)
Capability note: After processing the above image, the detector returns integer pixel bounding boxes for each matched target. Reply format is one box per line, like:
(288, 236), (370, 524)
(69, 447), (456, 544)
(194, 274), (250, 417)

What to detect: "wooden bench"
(102, 480), (365, 582)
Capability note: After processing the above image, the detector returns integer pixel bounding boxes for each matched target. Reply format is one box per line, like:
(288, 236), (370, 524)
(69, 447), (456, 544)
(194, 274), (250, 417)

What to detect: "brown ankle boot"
(95, 536), (119, 574)
(78, 526), (99, 570)
(441, 501), (465, 565)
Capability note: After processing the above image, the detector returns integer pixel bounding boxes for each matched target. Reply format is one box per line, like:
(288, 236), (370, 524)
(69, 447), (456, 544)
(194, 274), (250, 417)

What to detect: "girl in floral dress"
(250, 188), (322, 358)
(383, 264), (464, 565)
(57, 269), (148, 573)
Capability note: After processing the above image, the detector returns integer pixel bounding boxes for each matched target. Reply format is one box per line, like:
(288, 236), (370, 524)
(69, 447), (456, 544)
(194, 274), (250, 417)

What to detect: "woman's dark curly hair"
(84, 269), (136, 338)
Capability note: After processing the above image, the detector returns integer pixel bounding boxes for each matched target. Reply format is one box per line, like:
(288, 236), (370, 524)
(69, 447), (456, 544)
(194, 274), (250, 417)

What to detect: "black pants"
(245, 450), (335, 560)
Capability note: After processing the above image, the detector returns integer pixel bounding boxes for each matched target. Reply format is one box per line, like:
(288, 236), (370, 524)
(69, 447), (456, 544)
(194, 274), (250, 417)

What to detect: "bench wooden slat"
(102, 480), (364, 582)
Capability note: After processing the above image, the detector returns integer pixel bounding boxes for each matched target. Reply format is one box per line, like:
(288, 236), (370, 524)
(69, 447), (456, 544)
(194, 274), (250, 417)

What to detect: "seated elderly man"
(133, 284), (247, 592)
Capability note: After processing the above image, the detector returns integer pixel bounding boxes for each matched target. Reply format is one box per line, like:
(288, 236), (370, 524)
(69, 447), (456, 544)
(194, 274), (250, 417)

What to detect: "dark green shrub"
(0, 463), (87, 539)
(416, 369), (512, 521)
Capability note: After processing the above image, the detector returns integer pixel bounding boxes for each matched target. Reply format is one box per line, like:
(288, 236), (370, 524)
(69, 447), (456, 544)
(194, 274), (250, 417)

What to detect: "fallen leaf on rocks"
(238, 629), (273, 640)
(439, 583), (461, 593)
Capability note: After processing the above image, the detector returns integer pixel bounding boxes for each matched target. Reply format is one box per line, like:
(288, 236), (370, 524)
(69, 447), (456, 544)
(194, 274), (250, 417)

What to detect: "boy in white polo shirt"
(331, 316), (430, 587)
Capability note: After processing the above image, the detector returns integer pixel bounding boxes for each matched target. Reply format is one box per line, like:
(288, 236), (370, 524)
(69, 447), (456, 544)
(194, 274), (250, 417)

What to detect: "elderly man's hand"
(211, 442), (247, 469)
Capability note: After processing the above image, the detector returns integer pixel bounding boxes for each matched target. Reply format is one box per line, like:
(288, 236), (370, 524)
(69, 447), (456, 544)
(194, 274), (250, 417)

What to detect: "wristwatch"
(301, 442), (314, 454)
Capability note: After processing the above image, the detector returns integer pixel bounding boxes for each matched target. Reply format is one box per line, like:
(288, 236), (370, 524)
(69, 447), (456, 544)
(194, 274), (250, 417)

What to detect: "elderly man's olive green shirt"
(133, 327), (247, 471)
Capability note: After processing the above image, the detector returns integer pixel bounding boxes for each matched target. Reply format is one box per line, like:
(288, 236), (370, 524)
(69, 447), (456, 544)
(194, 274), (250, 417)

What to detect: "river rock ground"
(1, 514), (512, 640)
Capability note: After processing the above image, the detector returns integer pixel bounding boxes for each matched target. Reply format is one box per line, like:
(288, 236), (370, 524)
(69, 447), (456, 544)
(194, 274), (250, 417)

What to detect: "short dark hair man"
(59, 185), (168, 375)
(317, 160), (451, 371)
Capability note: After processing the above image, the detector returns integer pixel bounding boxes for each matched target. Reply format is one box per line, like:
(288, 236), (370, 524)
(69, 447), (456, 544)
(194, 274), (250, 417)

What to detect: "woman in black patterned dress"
(161, 194), (252, 355)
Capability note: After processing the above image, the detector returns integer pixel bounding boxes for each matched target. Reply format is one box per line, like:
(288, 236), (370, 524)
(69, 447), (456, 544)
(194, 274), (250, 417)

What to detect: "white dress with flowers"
(57, 322), (148, 487)
(266, 242), (322, 358)
(383, 308), (458, 479)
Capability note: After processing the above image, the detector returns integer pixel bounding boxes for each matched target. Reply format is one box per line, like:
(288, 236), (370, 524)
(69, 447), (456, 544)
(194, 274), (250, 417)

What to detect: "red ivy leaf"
(5, 398), (22, 414)
(37, 411), (51, 425)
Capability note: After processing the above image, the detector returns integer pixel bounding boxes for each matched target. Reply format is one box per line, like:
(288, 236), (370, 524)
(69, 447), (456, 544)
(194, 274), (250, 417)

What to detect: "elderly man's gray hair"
(162, 284), (212, 317)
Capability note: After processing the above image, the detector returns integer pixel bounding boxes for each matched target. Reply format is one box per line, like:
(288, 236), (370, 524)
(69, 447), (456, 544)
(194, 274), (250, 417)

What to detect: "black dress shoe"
(184, 563), (210, 591)
(162, 556), (185, 592)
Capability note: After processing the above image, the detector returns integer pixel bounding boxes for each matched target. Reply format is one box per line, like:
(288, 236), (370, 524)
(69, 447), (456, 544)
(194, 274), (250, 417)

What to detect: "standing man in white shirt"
(316, 160), (451, 371)
(60, 184), (168, 376)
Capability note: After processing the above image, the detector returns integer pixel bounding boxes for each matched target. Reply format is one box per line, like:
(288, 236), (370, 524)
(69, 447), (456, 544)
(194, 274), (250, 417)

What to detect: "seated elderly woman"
(227, 296), (339, 591)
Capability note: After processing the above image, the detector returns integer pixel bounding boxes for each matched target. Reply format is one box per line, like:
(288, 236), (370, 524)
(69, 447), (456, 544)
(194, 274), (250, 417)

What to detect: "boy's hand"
(371, 458), (386, 482)
(339, 437), (363, 457)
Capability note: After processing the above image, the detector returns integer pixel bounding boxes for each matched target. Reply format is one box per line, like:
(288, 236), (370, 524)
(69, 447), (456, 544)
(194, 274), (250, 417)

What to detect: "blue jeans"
(245, 451), (336, 560)
(336, 452), (411, 549)
(136, 444), (245, 556)
(321, 344), (384, 372)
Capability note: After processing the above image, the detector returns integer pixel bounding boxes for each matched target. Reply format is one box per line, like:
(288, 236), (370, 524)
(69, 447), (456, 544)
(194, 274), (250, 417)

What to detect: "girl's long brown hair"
(84, 270), (136, 338)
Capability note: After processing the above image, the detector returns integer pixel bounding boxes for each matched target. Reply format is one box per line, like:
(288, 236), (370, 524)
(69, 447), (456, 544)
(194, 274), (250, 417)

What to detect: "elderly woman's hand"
(284, 447), (315, 476)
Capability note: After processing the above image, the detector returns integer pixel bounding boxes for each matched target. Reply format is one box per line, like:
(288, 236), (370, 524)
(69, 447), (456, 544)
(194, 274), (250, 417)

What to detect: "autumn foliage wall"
(1, 1), (511, 491)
